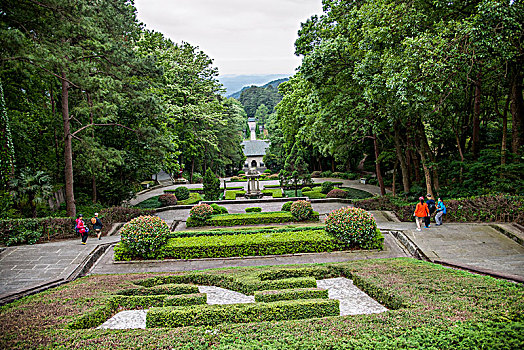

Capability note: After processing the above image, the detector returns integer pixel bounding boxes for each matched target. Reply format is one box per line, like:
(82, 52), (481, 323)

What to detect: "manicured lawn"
(1, 258), (522, 349)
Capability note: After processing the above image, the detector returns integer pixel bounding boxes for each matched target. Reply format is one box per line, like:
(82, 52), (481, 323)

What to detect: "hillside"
(228, 77), (290, 99)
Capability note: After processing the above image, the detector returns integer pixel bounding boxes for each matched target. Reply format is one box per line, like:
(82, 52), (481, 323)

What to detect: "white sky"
(134, 0), (323, 76)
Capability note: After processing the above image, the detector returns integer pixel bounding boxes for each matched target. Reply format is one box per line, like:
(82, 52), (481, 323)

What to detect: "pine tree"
(203, 168), (221, 201)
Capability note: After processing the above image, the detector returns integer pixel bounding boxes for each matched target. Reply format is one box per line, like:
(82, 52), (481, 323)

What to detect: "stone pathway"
(98, 277), (387, 329)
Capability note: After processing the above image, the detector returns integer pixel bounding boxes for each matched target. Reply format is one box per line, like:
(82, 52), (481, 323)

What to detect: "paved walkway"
(1, 207), (523, 304)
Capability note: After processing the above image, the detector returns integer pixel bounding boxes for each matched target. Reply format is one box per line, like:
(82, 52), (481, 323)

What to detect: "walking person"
(91, 213), (103, 240)
(413, 197), (429, 231)
(435, 198), (447, 226)
(76, 214), (89, 245)
(425, 194), (436, 228)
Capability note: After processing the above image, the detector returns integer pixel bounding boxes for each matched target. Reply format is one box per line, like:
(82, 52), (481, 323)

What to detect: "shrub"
(158, 194), (177, 206)
(116, 284), (199, 296)
(290, 200), (313, 221)
(238, 170), (245, 175)
(254, 288), (328, 303)
(301, 186), (312, 192)
(310, 171), (321, 178)
(189, 203), (213, 221)
(332, 172), (344, 178)
(225, 190), (246, 200)
(230, 176), (241, 181)
(146, 299), (340, 328)
(192, 172), (203, 183)
(320, 171), (332, 178)
(261, 189), (283, 198)
(245, 207), (262, 212)
(210, 203), (228, 214)
(325, 207), (380, 249)
(326, 189), (348, 198)
(267, 174), (279, 180)
(263, 169), (272, 174)
(178, 192), (202, 205)
(281, 201), (293, 211)
(174, 186), (190, 201)
(170, 225), (325, 239)
(203, 168), (221, 201)
(321, 181), (334, 194)
(119, 216), (170, 259)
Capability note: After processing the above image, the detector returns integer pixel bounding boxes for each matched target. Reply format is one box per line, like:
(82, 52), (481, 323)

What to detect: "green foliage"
(119, 216), (170, 259)
(325, 207), (381, 249)
(158, 194), (177, 207)
(189, 203), (214, 221)
(109, 294), (207, 310)
(245, 207), (262, 213)
(320, 181), (334, 194)
(290, 200), (314, 221)
(225, 190), (246, 200)
(261, 188), (283, 198)
(116, 284), (199, 296)
(138, 229), (348, 260)
(169, 225), (325, 239)
(134, 196), (162, 209)
(0, 79), (14, 191)
(254, 288), (328, 303)
(178, 193), (202, 205)
(174, 187), (190, 201)
(281, 201), (293, 211)
(301, 186), (312, 192)
(186, 211), (320, 227)
(203, 168), (221, 201)
(326, 189), (348, 199)
(146, 299), (339, 328)
(210, 203), (228, 214)
(0, 217), (75, 246)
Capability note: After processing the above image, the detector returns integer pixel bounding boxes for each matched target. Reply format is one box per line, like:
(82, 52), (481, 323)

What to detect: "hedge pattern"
(156, 229), (349, 260)
(186, 211), (320, 227)
(146, 299), (340, 328)
(115, 284), (199, 296)
(169, 225), (325, 238)
(254, 288), (329, 303)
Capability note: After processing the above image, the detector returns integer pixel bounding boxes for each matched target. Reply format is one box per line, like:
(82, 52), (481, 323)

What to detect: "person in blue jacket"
(435, 198), (447, 226)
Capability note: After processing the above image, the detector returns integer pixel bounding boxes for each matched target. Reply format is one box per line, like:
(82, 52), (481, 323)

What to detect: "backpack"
(91, 217), (97, 225)
(428, 202), (436, 214)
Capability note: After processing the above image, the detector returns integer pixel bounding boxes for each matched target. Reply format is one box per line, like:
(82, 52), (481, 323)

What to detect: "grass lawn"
(1, 258), (522, 349)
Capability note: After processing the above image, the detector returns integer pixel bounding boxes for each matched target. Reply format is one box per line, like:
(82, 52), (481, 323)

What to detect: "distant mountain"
(228, 77), (290, 100)
(218, 74), (290, 96)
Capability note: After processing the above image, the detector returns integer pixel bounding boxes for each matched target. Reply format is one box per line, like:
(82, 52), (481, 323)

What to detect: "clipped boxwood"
(281, 201), (293, 211)
(245, 207), (262, 213)
(321, 181), (334, 194)
(115, 283), (199, 296)
(158, 193), (177, 206)
(146, 298), (340, 328)
(174, 186), (190, 201)
(119, 216), (170, 259)
(225, 190), (246, 200)
(186, 211), (320, 227)
(254, 288), (328, 303)
(210, 203), (228, 214)
(258, 266), (334, 281)
(326, 188), (348, 198)
(261, 189), (283, 198)
(302, 190), (326, 199)
(161, 229), (347, 260)
(169, 225), (326, 239)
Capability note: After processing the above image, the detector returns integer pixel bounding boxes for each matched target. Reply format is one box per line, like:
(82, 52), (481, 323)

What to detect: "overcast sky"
(134, 0), (323, 76)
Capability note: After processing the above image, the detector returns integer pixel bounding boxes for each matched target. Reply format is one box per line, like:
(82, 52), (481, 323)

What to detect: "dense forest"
(0, 0), (245, 218)
(265, 0), (523, 198)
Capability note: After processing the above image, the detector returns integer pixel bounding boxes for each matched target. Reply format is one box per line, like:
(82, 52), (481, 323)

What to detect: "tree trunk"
(453, 127), (465, 182)
(471, 75), (481, 159)
(87, 92), (97, 203)
(510, 64), (523, 155)
(373, 134), (386, 196)
(61, 70), (76, 217)
(393, 125), (410, 193)
(190, 157), (195, 183)
(392, 159), (398, 196)
(500, 95), (510, 167)
(417, 122), (434, 198)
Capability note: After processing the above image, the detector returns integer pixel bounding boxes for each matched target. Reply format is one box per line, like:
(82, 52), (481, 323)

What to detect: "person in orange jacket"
(413, 196), (429, 231)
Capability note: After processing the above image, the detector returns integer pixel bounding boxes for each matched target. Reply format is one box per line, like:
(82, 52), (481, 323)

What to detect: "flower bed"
(185, 211), (320, 227)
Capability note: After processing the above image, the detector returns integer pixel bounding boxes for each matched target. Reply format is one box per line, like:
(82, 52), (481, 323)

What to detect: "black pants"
(81, 232), (88, 243)
(424, 216), (430, 227)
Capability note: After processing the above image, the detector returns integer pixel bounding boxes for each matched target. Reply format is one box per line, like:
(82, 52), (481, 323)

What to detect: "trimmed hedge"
(258, 266), (334, 281)
(210, 203), (228, 214)
(245, 207), (262, 212)
(0, 207), (151, 246)
(115, 284), (199, 296)
(146, 299), (340, 328)
(159, 229), (349, 260)
(302, 190), (326, 199)
(68, 304), (114, 330)
(178, 192), (202, 205)
(225, 190), (246, 200)
(254, 288), (329, 303)
(186, 211), (320, 227)
(109, 293), (207, 309)
(281, 201), (293, 211)
(169, 225), (326, 238)
(261, 189), (283, 198)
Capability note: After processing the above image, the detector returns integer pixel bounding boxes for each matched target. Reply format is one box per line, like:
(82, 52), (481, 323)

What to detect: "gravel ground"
(98, 277), (387, 329)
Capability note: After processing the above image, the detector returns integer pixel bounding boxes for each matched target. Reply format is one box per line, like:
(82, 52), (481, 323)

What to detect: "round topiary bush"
(290, 200), (313, 221)
(326, 189), (348, 198)
(310, 171), (321, 178)
(189, 203), (214, 221)
(174, 186), (190, 201)
(281, 201), (293, 211)
(321, 181), (334, 194)
(325, 207), (378, 248)
(158, 193), (177, 206)
(119, 215), (170, 259)
(301, 186), (312, 192)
